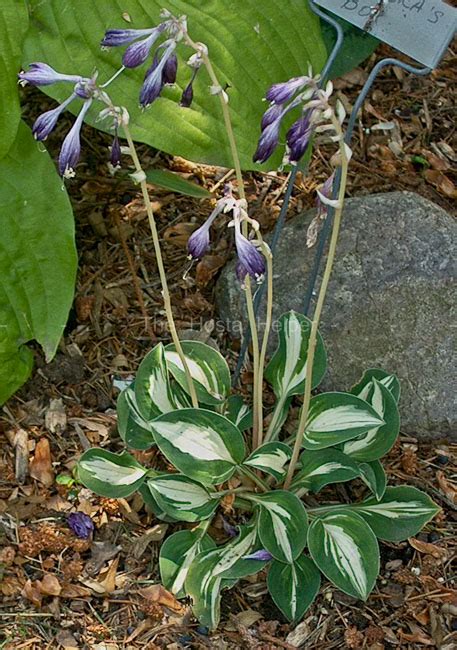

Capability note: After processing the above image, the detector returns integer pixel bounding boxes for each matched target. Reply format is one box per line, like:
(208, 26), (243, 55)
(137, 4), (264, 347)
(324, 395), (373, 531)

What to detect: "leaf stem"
(256, 243), (273, 446)
(283, 116), (349, 490)
(237, 466), (269, 492)
(122, 123), (198, 408)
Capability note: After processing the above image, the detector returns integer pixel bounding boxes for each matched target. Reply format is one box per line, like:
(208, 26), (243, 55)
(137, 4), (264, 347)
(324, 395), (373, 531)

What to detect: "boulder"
(216, 192), (456, 439)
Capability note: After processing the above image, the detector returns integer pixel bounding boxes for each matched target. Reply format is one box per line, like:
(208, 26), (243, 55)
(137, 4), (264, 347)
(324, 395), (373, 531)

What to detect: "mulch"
(0, 43), (456, 649)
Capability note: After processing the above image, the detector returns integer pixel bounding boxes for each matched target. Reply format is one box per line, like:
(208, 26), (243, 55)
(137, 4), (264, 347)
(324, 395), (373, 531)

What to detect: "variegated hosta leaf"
(291, 449), (360, 494)
(146, 474), (220, 523)
(358, 460), (387, 501)
(351, 368), (400, 404)
(342, 379), (400, 461)
(242, 442), (292, 482)
(117, 384), (156, 450)
(267, 555), (321, 623)
(248, 491), (308, 563)
(151, 408), (245, 485)
(308, 511), (379, 601)
(220, 546), (271, 579)
(224, 395), (253, 432)
(77, 449), (148, 498)
(265, 311), (327, 401)
(351, 486), (440, 542)
(165, 341), (230, 405)
(138, 483), (176, 522)
(134, 343), (181, 420)
(159, 526), (216, 598)
(302, 392), (385, 450)
(185, 526), (257, 629)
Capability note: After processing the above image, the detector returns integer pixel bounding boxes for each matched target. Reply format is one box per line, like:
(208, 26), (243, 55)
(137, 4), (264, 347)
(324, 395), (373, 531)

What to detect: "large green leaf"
(342, 379), (400, 461)
(302, 392), (385, 450)
(22, 0), (327, 170)
(351, 486), (441, 542)
(267, 555), (320, 623)
(165, 341), (230, 405)
(0, 122), (77, 404)
(146, 473), (219, 522)
(151, 407), (245, 485)
(0, 0), (29, 159)
(248, 491), (308, 564)
(77, 448), (148, 498)
(308, 511), (379, 601)
(159, 526), (216, 598)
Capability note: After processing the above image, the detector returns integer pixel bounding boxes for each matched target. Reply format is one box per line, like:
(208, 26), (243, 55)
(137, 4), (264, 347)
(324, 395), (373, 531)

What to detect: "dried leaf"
(164, 222), (196, 248)
(196, 254), (226, 287)
(131, 524), (168, 559)
(55, 629), (79, 650)
(38, 573), (62, 596)
(400, 622), (434, 645)
(98, 556), (119, 594)
(14, 428), (29, 484)
(22, 579), (43, 607)
(408, 537), (448, 560)
(45, 398), (67, 433)
(225, 609), (263, 630)
(84, 541), (121, 576)
(139, 584), (186, 613)
(29, 438), (54, 487)
(436, 470), (457, 504)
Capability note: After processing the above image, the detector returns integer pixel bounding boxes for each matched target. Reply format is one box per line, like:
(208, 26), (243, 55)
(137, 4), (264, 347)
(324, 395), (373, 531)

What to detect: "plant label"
(314, 0), (457, 68)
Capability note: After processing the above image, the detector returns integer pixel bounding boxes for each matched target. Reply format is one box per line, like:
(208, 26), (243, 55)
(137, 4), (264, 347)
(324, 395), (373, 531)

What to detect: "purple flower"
(68, 512), (94, 539)
(221, 518), (238, 538)
(253, 119), (281, 164)
(123, 31), (162, 68)
(18, 62), (83, 87)
(180, 81), (194, 108)
(32, 94), (76, 141)
(101, 28), (161, 47)
(286, 111), (313, 163)
(261, 103), (283, 130)
(316, 172), (335, 217)
(162, 53), (178, 85)
(110, 133), (121, 167)
(234, 222), (265, 281)
(243, 549), (273, 562)
(266, 76), (308, 104)
(58, 100), (92, 178)
(187, 199), (226, 259)
(139, 42), (176, 107)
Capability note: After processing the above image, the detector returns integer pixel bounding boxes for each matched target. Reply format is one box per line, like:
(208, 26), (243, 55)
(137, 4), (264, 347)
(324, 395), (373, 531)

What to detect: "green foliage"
(0, 122), (77, 404)
(76, 316), (440, 628)
(23, 0), (327, 171)
(145, 169), (211, 198)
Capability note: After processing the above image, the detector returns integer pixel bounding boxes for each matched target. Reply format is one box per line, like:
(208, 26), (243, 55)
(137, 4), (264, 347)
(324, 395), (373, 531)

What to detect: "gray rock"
(216, 192), (456, 439)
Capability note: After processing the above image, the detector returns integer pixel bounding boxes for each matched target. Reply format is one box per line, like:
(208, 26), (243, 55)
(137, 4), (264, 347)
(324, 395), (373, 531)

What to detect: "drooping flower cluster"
(187, 184), (265, 284)
(18, 63), (126, 177)
(253, 71), (337, 166)
(101, 10), (203, 108)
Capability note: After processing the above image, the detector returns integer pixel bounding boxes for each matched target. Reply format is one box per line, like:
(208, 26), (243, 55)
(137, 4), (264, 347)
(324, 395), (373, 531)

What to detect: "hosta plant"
(19, 5), (440, 631)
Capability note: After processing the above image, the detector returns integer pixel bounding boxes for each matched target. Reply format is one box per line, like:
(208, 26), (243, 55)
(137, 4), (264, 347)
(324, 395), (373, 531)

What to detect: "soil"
(0, 43), (456, 649)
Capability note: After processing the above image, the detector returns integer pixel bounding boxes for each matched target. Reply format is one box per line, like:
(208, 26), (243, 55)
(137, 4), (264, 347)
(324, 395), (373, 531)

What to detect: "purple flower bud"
(316, 172), (335, 217)
(180, 81), (194, 108)
(101, 28), (159, 48)
(265, 76), (308, 104)
(243, 549), (273, 562)
(221, 518), (238, 538)
(286, 111), (313, 163)
(261, 103), (283, 130)
(162, 53), (177, 85)
(18, 62), (83, 87)
(253, 119), (281, 164)
(32, 94), (76, 141)
(123, 32), (161, 68)
(110, 134), (121, 167)
(234, 226), (265, 280)
(139, 42), (176, 107)
(187, 222), (211, 259)
(58, 100), (92, 178)
(68, 512), (94, 539)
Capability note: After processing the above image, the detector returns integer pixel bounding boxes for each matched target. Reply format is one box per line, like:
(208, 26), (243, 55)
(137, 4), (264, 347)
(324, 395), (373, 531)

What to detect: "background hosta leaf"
(321, 15), (379, 79)
(351, 368), (400, 404)
(303, 392), (385, 450)
(224, 395), (252, 432)
(186, 526), (257, 628)
(267, 555), (320, 623)
(134, 343), (184, 420)
(117, 384), (156, 450)
(0, 122), (77, 404)
(351, 486), (440, 542)
(249, 491), (308, 564)
(160, 527), (215, 598)
(22, 0), (326, 171)
(146, 474), (219, 523)
(77, 449), (147, 498)
(265, 311), (327, 400)
(358, 460), (386, 501)
(342, 380), (400, 461)
(145, 169), (211, 198)
(165, 341), (230, 405)
(308, 511), (379, 601)
(0, 0), (29, 159)
(243, 442), (291, 482)
(291, 449), (360, 495)
(151, 408), (245, 485)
